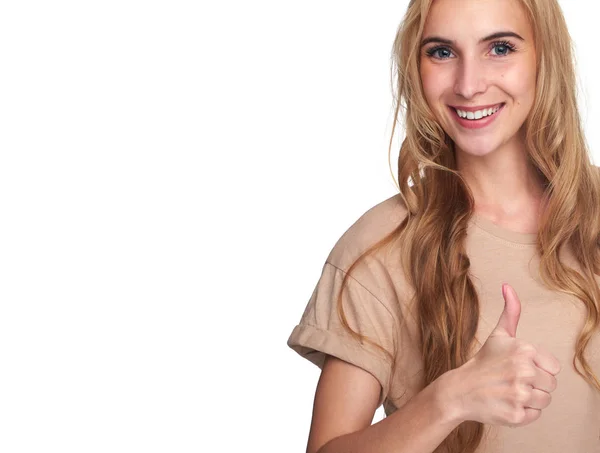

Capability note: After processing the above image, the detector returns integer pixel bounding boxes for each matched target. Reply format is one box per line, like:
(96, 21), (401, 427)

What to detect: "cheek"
(497, 62), (537, 99)
(419, 61), (445, 101)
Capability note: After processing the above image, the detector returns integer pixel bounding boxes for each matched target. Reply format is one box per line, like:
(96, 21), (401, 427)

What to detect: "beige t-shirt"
(287, 192), (600, 452)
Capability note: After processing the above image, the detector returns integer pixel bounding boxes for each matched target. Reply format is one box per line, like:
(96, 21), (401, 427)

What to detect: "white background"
(0, 1), (598, 452)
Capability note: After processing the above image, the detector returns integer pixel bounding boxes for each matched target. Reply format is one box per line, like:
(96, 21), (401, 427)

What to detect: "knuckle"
(509, 409), (526, 425)
(506, 363), (533, 386)
(509, 355), (525, 371)
(516, 363), (536, 381)
(517, 387), (531, 404)
(519, 343), (537, 358)
(510, 384), (530, 404)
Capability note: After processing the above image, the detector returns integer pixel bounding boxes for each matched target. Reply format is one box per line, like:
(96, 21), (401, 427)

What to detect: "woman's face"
(419, 0), (536, 158)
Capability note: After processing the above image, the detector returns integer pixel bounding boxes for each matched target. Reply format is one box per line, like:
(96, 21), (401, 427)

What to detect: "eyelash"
(425, 40), (517, 60)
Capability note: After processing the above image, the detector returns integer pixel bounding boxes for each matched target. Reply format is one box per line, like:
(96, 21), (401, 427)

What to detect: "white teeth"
(455, 104), (502, 119)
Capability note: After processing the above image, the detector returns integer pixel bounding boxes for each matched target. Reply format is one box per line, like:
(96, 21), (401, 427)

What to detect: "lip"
(448, 103), (505, 130)
(450, 103), (504, 112)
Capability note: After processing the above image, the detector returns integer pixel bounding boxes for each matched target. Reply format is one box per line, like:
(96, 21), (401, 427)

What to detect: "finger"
(519, 407), (542, 427)
(533, 343), (561, 375)
(494, 283), (522, 338)
(525, 388), (552, 410)
(528, 366), (558, 393)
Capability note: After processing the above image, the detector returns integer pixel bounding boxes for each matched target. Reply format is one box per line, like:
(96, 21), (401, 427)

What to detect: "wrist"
(432, 368), (468, 426)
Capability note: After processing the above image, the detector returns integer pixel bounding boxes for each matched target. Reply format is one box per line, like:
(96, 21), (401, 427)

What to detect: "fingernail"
(502, 283), (507, 298)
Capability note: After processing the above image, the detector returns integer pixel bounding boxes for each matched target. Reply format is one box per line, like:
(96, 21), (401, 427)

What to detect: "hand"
(449, 283), (561, 428)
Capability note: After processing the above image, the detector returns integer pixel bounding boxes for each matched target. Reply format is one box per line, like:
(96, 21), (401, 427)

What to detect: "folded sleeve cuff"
(287, 323), (392, 408)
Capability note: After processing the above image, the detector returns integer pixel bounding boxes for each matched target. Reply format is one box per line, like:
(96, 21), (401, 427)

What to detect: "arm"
(309, 356), (465, 453)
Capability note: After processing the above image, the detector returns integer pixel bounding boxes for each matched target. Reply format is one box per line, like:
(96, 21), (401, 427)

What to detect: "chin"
(455, 143), (499, 158)
(455, 136), (503, 155)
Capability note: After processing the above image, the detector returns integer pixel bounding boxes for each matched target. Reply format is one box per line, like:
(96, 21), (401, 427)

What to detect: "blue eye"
(490, 41), (516, 56)
(425, 40), (517, 60)
(427, 47), (452, 59)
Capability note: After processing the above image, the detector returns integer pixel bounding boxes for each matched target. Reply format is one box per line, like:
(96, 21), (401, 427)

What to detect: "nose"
(453, 55), (488, 100)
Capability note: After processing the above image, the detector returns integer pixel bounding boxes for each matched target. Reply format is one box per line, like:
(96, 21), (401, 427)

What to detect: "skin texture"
(419, 0), (546, 231)
(309, 355), (465, 453)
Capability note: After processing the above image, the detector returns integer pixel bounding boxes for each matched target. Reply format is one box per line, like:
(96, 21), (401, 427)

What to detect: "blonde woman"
(287, 0), (600, 452)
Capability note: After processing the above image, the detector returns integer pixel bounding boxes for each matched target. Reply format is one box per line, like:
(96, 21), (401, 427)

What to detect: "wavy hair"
(335, 0), (600, 452)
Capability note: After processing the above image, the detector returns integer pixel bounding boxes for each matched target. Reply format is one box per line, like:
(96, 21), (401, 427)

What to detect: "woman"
(287, 0), (600, 452)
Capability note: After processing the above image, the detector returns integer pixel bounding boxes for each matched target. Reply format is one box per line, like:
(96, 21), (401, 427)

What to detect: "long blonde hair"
(336, 0), (600, 452)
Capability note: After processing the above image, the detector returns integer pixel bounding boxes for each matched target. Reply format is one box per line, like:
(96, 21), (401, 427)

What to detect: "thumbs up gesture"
(448, 284), (562, 428)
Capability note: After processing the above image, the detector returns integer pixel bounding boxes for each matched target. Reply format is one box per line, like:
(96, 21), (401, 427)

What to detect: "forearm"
(317, 370), (465, 453)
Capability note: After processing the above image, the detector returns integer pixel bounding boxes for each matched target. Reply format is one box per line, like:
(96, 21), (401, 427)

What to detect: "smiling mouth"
(450, 103), (505, 120)
(446, 103), (506, 129)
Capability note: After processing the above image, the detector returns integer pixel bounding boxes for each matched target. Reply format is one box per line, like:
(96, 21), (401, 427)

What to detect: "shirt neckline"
(469, 212), (538, 245)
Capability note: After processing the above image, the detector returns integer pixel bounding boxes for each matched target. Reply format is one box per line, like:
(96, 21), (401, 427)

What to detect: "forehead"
(423, 0), (532, 39)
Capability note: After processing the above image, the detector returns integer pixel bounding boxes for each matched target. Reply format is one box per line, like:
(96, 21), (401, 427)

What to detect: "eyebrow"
(420, 31), (525, 48)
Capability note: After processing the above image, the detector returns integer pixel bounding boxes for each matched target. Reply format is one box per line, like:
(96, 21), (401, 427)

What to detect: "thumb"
(493, 283), (521, 338)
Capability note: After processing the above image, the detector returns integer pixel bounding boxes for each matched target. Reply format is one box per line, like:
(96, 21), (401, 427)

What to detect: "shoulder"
(326, 192), (409, 273)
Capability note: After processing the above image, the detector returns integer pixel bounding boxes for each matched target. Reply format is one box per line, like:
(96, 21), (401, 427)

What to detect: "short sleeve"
(287, 261), (398, 408)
